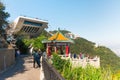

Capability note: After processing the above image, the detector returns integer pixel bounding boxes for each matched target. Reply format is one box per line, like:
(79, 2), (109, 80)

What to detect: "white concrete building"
(65, 32), (80, 39)
(8, 16), (48, 37)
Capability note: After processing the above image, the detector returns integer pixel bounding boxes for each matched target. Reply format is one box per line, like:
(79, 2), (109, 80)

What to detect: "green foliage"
(52, 53), (113, 80)
(62, 66), (103, 80)
(52, 53), (67, 72)
(94, 46), (120, 72)
(70, 38), (95, 55)
(0, 2), (10, 35)
(16, 39), (28, 54)
(113, 71), (120, 80)
(23, 35), (47, 50)
(41, 30), (51, 38)
(15, 31), (33, 54)
(15, 31), (47, 54)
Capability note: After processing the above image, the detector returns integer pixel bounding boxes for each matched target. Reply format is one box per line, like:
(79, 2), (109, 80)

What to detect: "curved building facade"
(9, 16), (48, 37)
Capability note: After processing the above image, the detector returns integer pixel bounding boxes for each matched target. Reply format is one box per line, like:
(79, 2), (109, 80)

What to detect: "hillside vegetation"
(71, 38), (120, 71)
(50, 30), (120, 72)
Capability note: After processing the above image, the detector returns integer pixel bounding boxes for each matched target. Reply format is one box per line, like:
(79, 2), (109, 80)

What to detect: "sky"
(1, 0), (120, 56)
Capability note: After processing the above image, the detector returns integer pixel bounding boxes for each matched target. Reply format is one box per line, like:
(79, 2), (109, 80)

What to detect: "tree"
(0, 2), (10, 36)
(18, 35), (47, 54)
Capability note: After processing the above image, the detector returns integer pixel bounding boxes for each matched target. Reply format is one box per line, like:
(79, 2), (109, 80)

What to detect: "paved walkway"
(0, 55), (40, 80)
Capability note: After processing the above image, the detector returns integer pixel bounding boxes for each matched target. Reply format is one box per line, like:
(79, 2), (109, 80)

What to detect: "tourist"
(79, 53), (82, 59)
(37, 49), (43, 65)
(74, 53), (76, 58)
(81, 54), (84, 59)
(15, 49), (20, 59)
(32, 49), (41, 68)
(17, 49), (20, 56)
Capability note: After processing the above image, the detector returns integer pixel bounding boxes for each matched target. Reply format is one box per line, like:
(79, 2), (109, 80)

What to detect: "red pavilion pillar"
(65, 45), (69, 57)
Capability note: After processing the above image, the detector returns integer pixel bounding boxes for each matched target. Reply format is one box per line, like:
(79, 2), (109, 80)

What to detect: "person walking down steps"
(32, 49), (41, 68)
(37, 49), (43, 65)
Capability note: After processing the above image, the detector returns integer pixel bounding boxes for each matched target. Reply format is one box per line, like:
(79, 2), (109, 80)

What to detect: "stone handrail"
(41, 57), (65, 80)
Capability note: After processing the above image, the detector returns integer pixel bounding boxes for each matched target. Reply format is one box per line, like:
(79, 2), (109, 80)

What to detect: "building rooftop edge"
(15, 16), (48, 23)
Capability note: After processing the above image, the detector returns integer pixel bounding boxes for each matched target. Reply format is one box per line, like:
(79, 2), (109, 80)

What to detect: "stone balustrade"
(71, 57), (100, 68)
(59, 55), (100, 68)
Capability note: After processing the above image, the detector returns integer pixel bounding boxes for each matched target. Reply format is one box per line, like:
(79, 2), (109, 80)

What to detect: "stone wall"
(41, 57), (65, 80)
(0, 48), (15, 72)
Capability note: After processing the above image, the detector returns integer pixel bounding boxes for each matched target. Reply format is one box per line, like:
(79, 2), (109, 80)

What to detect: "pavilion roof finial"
(58, 28), (60, 31)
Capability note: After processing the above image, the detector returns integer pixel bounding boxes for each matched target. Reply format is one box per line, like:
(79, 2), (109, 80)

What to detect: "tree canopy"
(23, 35), (47, 50)
(0, 2), (10, 36)
(15, 33), (47, 54)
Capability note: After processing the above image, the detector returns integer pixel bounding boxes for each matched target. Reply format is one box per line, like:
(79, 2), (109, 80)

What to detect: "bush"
(52, 53), (113, 80)
(52, 53), (67, 72)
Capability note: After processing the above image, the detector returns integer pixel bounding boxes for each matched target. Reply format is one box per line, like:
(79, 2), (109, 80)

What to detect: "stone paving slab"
(0, 55), (40, 80)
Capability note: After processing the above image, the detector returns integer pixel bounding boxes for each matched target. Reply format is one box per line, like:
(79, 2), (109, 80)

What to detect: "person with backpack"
(32, 49), (41, 68)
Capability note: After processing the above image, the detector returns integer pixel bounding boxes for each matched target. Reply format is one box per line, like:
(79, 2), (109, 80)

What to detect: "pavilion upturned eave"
(42, 40), (74, 43)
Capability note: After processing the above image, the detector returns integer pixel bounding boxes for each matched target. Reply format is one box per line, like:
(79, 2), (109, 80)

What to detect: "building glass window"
(24, 21), (43, 26)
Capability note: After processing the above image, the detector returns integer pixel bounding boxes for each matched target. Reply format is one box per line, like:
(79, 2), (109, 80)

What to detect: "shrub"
(52, 53), (113, 80)
(52, 53), (67, 72)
